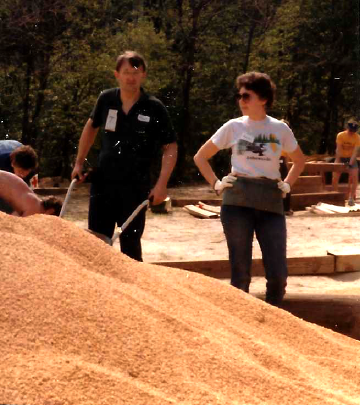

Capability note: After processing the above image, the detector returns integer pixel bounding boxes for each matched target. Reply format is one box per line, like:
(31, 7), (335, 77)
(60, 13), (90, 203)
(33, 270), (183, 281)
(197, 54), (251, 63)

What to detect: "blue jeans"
(221, 205), (288, 305)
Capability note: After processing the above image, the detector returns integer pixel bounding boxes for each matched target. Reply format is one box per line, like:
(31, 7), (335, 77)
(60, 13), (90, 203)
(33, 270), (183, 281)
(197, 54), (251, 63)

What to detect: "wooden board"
(173, 198), (221, 207)
(319, 202), (360, 213)
(153, 255), (335, 278)
(291, 191), (346, 211)
(183, 205), (219, 219)
(253, 293), (360, 341)
(306, 203), (360, 216)
(34, 187), (68, 195)
(291, 176), (323, 194)
(327, 249), (360, 272)
(197, 201), (221, 214)
(310, 205), (336, 214)
(289, 162), (350, 174)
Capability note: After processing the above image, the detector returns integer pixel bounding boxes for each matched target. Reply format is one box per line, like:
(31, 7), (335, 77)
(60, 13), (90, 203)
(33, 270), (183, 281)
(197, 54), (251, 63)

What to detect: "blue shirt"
(0, 140), (23, 172)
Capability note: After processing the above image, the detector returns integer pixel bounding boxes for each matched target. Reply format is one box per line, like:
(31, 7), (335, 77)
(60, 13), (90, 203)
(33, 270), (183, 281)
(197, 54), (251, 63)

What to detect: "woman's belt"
(222, 175), (284, 215)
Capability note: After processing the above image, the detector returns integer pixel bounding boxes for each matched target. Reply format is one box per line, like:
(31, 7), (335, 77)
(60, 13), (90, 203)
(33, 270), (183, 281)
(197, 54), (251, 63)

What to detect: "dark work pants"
(88, 183), (149, 261)
(221, 205), (288, 306)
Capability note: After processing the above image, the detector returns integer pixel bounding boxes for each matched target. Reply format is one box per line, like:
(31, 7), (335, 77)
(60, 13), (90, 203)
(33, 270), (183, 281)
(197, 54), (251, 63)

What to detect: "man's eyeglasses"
(235, 92), (251, 102)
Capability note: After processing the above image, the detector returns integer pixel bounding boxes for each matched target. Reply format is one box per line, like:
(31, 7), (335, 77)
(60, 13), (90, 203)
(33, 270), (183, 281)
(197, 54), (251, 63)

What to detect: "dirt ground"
(60, 183), (360, 295)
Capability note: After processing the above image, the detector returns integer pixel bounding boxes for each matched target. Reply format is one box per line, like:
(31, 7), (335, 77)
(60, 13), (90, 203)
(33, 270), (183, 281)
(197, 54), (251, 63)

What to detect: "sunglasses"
(348, 123), (359, 131)
(235, 92), (251, 102)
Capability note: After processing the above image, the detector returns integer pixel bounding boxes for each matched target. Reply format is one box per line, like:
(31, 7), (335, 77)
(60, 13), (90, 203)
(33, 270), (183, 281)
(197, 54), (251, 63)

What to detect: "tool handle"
(110, 199), (149, 245)
(59, 178), (77, 218)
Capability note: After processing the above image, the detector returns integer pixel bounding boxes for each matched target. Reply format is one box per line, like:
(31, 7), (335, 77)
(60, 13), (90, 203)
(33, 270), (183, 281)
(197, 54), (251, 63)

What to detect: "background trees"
(0, 0), (358, 183)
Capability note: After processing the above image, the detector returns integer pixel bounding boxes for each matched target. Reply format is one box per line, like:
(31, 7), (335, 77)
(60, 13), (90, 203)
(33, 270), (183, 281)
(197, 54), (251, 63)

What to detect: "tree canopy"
(0, 0), (358, 182)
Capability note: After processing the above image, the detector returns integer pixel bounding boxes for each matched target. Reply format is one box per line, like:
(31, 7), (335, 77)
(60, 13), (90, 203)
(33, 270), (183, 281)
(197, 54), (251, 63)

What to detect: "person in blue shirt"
(0, 140), (38, 184)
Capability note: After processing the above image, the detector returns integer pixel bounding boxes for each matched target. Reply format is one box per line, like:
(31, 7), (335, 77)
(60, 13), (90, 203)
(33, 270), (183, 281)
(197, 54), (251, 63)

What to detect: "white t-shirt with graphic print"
(211, 115), (298, 180)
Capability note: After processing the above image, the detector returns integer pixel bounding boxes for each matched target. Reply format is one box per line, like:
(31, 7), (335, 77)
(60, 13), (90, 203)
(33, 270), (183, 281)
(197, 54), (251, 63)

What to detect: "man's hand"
(278, 180), (291, 195)
(71, 163), (86, 183)
(149, 183), (168, 205)
(214, 175), (237, 195)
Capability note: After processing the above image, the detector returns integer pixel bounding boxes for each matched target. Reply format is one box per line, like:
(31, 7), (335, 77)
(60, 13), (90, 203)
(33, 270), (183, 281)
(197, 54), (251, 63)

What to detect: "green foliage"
(0, 0), (358, 181)
(249, 0), (359, 155)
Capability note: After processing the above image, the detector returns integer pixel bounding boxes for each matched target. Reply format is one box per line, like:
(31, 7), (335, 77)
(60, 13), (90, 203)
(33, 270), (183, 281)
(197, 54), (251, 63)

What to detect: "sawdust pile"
(1, 212), (360, 405)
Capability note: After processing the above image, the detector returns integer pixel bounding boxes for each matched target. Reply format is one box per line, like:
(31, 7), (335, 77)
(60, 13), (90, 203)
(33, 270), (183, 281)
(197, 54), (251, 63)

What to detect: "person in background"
(0, 170), (62, 216)
(71, 51), (177, 261)
(332, 119), (360, 206)
(0, 140), (38, 185)
(194, 72), (305, 306)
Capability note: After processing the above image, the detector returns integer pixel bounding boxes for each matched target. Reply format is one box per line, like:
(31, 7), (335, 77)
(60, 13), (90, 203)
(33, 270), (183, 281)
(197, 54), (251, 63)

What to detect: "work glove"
(214, 175), (237, 195)
(277, 180), (291, 195)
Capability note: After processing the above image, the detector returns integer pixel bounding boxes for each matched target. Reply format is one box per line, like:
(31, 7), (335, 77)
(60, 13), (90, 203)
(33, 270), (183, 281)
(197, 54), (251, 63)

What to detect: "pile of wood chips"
(1, 212), (360, 405)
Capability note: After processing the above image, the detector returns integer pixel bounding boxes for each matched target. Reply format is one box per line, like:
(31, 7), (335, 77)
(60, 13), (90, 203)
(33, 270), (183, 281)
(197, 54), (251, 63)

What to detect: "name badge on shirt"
(240, 132), (255, 143)
(105, 109), (118, 131)
(138, 114), (150, 123)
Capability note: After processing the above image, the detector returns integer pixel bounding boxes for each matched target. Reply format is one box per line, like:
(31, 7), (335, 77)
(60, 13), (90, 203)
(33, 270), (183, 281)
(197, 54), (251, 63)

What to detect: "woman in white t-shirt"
(194, 72), (305, 306)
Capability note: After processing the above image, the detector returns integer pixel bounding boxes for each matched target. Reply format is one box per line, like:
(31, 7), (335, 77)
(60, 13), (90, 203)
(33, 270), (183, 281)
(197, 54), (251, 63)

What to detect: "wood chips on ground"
(1, 212), (360, 405)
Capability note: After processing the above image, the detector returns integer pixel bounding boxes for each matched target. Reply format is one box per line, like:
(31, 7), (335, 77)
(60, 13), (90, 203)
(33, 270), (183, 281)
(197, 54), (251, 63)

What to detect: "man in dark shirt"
(0, 140), (38, 184)
(71, 51), (177, 261)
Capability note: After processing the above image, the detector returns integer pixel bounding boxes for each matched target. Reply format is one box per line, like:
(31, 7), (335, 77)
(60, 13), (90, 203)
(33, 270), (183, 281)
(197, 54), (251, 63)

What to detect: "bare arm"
(349, 146), (359, 166)
(284, 146), (306, 187)
(16, 193), (44, 216)
(71, 119), (99, 181)
(194, 140), (220, 188)
(0, 171), (43, 216)
(334, 142), (343, 163)
(149, 142), (178, 205)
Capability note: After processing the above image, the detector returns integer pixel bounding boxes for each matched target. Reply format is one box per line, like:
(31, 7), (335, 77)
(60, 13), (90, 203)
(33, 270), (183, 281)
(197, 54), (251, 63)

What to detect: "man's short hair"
(10, 145), (38, 170)
(42, 196), (63, 216)
(115, 51), (147, 72)
(236, 72), (276, 108)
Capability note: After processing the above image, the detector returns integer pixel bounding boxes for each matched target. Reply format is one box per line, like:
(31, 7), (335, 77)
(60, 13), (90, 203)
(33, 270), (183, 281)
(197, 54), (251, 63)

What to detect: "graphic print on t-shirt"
(237, 133), (281, 160)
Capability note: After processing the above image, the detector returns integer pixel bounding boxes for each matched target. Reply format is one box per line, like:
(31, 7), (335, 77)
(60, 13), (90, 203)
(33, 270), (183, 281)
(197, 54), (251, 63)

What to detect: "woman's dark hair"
(236, 72), (276, 108)
(42, 196), (63, 216)
(115, 51), (147, 72)
(10, 145), (38, 170)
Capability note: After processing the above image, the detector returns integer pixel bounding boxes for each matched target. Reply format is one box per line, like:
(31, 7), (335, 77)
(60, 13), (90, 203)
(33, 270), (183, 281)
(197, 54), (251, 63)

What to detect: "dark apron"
(222, 176), (284, 215)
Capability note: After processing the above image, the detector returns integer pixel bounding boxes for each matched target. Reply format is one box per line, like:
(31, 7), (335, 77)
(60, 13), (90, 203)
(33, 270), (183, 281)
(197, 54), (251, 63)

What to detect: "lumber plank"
(312, 205), (335, 214)
(291, 191), (346, 211)
(153, 255), (335, 278)
(254, 293), (360, 340)
(327, 249), (360, 272)
(317, 202), (350, 213)
(320, 202), (360, 213)
(306, 209), (360, 217)
(291, 176), (323, 194)
(183, 205), (219, 219)
(34, 187), (68, 195)
(197, 201), (221, 214)
(173, 198), (221, 207)
(289, 162), (350, 174)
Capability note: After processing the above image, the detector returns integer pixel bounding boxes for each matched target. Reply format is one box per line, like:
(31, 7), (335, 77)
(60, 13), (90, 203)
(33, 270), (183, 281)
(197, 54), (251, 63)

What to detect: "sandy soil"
(60, 183), (360, 296)
(1, 212), (360, 405)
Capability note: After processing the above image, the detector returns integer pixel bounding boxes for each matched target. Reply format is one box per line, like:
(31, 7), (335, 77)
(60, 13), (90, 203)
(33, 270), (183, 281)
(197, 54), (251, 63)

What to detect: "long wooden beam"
(290, 191), (346, 210)
(289, 162), (349, 174)
(152, 256), (335, 278)
(255, 293), (360, 340)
